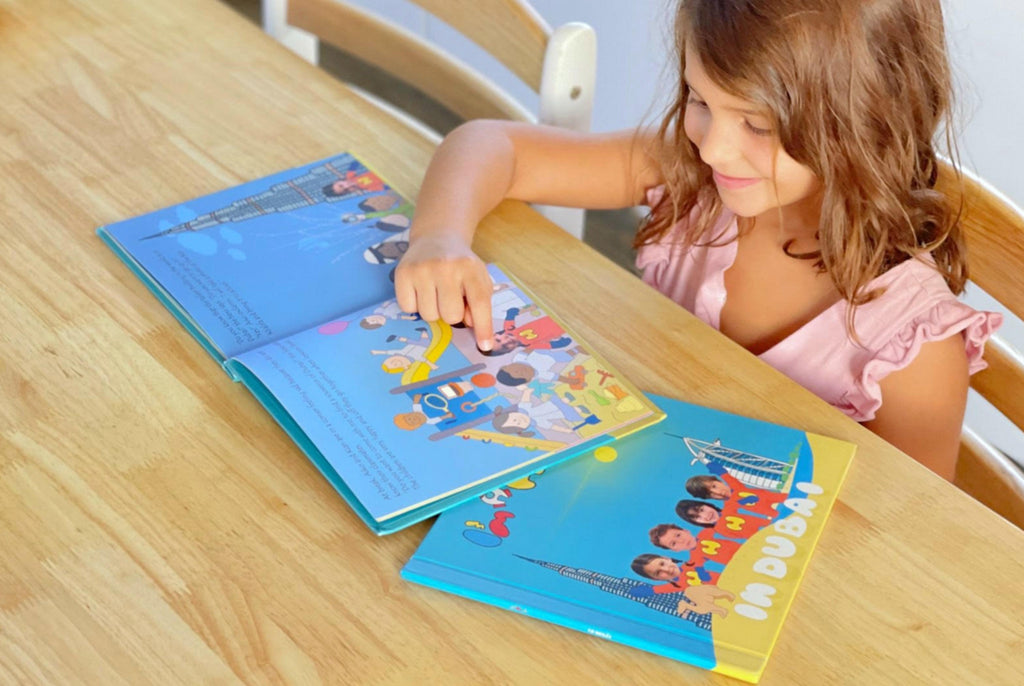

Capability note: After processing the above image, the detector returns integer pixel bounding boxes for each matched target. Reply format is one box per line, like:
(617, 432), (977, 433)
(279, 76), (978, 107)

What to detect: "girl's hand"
(394, 235), (494, 351)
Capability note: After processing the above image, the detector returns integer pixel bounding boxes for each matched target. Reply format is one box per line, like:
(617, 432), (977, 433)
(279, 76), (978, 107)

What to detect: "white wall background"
(354, 0), (1024, 212)
(340, 0), (1024, 462)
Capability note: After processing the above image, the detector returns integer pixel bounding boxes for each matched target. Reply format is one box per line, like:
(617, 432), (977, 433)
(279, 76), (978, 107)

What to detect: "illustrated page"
(233, 265), (661, 521)
(102, 153), (413, 358)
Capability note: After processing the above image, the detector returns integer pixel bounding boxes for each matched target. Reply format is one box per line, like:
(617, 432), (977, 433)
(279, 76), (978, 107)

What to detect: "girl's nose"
(697, 120), (738, 169)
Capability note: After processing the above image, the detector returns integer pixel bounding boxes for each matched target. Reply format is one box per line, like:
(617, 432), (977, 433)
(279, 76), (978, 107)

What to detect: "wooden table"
(2, 1), (1022, 683)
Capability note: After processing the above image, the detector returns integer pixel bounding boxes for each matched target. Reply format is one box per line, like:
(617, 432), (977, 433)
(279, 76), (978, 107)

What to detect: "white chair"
(262, 0), (597, 239)
(936, 162), (1024, 529)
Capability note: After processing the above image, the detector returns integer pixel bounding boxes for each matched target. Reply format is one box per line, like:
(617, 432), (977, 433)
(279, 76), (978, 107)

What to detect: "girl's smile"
(682, 45), (820, 220)
(712, 170), (761, 190)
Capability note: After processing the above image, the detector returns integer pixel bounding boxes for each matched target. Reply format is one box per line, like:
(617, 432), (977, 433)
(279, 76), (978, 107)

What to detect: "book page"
(100, 153), (412, 359)
(231, 265), (661, 522)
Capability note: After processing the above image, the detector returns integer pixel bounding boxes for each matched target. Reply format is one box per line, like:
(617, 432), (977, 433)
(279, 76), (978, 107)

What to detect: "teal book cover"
(98, 153), (663, 533)
(402, 394), (854, 681)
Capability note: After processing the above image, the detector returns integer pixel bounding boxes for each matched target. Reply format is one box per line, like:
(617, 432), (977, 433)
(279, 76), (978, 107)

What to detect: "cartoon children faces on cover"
(629, 456), (787, 620)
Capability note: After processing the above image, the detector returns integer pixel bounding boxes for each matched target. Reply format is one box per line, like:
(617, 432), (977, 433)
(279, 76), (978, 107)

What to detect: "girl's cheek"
(683, 109), (705, 148)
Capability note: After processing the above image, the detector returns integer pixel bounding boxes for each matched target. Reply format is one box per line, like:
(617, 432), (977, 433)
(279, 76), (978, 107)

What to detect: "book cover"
(402, 394), (855, 681)
(97, 153), (663, 533)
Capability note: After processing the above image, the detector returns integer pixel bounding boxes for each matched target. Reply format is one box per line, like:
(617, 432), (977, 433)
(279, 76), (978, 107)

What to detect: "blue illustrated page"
(100, 153), (413, 359)
(231, 265), (661, 522)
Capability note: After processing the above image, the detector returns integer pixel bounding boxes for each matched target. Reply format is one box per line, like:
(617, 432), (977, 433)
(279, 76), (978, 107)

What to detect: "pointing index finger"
(464, 270), (494, 352)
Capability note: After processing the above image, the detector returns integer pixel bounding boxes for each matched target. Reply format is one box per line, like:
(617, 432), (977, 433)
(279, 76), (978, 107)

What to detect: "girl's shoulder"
(835, 257), (1001, 420)
(759, 256), (1001, 422)
(853, 256), (989, 345)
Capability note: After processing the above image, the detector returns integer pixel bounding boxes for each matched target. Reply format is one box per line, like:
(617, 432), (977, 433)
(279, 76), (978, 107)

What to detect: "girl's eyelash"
(744, 121), (773, 137)
(687, 91), (773, 136)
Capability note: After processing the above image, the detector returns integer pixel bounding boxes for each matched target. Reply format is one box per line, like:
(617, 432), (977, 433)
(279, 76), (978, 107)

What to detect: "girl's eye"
(686, 95), (707, 108)
(744, 120), (774, 137)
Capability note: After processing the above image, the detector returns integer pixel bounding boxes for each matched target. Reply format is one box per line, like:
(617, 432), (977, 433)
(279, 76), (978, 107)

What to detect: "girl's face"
(689, 504), (720, 525)
(706, 479), (732, 500)
(643, 556), (682, 581)
(657, 527), (696, 552)
(682, 45), (820, 220)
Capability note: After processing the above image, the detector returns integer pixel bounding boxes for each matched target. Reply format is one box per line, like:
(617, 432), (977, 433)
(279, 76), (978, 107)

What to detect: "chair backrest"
(936, 161), (1024, 528)
(263, 0), (595, 237)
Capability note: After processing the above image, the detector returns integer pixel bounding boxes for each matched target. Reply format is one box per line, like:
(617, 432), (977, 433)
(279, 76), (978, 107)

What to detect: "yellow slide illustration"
(400, 320), (452, 385)
(457, 428), (566, 452)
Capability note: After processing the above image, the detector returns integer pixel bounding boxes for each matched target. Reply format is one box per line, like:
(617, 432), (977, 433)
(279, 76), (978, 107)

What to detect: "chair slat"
(956, 429), (1024, 529)
(971, 337), (1024, 433)
(289, 0), (534, 122)
(937, 161), (1024, 525)
(937, 162), (1024, 323)
(411, 0), (550, 90)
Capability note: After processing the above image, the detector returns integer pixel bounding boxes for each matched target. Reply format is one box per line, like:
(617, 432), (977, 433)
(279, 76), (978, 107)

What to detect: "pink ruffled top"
(636, 200), (1003, 422)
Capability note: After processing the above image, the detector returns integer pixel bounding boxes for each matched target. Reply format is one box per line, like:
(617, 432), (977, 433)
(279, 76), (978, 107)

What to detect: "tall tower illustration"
(143, 155), (387, 239)
(515, 556), (713, 631)
(674, 436), (794, 492)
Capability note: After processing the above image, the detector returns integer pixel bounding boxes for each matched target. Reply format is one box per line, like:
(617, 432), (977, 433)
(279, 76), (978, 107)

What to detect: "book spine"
(400, 563), (721, 676)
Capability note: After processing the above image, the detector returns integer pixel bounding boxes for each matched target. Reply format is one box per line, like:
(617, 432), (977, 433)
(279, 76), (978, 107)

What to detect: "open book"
(403, 394), (855, 681)
(98, 153), (663, 534)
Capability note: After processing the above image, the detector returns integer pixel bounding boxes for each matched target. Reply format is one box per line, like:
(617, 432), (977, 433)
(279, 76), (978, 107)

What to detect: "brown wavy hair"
(634, 0), (968, 316)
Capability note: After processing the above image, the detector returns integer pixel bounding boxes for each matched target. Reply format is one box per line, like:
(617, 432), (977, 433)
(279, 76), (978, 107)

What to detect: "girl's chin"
(717, 196), (770, 218)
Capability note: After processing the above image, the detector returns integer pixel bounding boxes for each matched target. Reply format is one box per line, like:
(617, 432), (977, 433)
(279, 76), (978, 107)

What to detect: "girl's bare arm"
(863, 335), (970, 481)
(394, 120), (663, 350)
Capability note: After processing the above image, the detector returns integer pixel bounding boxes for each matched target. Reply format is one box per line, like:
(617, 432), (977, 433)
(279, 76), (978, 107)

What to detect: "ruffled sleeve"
(634, 186), (674, 289)
(844, 300), (1003, 421)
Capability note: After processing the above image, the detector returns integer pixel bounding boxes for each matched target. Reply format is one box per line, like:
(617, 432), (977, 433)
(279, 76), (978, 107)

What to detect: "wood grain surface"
(1, 1), (1022, 684)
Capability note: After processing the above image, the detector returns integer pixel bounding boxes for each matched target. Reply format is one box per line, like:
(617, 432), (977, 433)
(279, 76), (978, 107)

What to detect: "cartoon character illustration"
(393, 384), (476, 430)
(630, 553), (720, 589)
(686, 458), (789, 518)
(492, 364), (599, 438)
(628, 554), (733, 618)
(359, 301), (419, 329)
(371, 328), (437, 374)
(495, 362), (536, 389)
(505, 351), (573, 398)
(675, 584), (735, 618)
(490, 394), (598, 439)
(675, 500), (773, 541)
(650, 523), (745, 573)
(490, 282), (535, 315)
(363, 213), (411, 233)
(144, 156), (385, 239)
(649, 523), (698, 552)
(490, 405), (537, 438)
(486, 306), (572, 356)
(322, 168), (387, 198)
(363, 230), (410, 266)
(391, 364), (513, 441)
(342, 192), (412, 225)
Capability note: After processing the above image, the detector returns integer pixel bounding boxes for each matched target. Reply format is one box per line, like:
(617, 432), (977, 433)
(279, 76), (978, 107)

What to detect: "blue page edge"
(401, 558), (722, 675)
(224, 359), (382, 531)
(97, 226), (230, 373)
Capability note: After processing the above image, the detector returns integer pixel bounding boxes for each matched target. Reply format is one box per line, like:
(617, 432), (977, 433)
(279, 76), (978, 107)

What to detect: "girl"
(629, 554), (734, 618)
(393, 0), (1001, 480)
